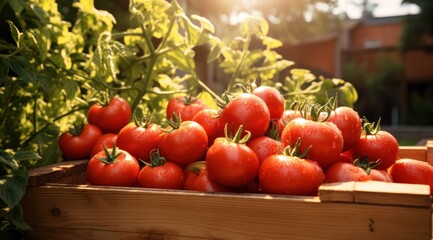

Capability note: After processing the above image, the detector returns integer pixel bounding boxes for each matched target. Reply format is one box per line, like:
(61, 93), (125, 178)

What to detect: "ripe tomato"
(281, 117), (344, 168)
(184, 162), (233, 192)
(337, 150), (354, 163)
(281, 109), (302, 124)
(327, 106), (362, 151)
(87, 146), (140, 187)
(116, 122), (162, 163)
(159, 120), (208, 166)
(369, 169), (393, 182)
(351, 122), (399, 170)
(166, 96), (208, 121)
(87, 96), (132, 133)
(137, 150), (184, 190)
(388, 158), (433, 194)
(252, 86), (285, 119)
(58, 124), (103, 160)
(219, 93), (270, 139)
(206, 126), (259, 187)
(192, 108), (222, 146)
(259, 154), (324, 196)
(247, 136), (284, 164)
(324, 162), (372, 183)
(90, 133), (118, 158)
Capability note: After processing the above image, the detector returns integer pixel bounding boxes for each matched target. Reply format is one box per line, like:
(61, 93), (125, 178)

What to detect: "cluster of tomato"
(58, 86), (433, 196)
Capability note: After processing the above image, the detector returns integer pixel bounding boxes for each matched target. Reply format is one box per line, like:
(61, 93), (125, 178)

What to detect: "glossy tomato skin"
(90, 133), (118, 158)
(166, 96), (208, 121)
(327, 106), (362, 151)
(116, 123), (162, 163)
(184, 164), (233, 192)
(206, 137), (259, 187)
(159, 121), (208, 166)
(138, 162), (184, 189)
(369, 169), (393, 182)
(388, 158), (433, 194)
(259, 155), (324, 196)
(59, 124), (103, 160)
(247, 136), (284, 164)
(281, 110), (303, 124)
(281, 118), (344, 168)
(253, 86), (285, 119)
(87, 96), (132, 133)
(219, 93), (270, 139)
(192, 108), (222, 146)
(351, 130), (399, 170)
(324, 162), (372, 183)
(87, 149), (140, 187)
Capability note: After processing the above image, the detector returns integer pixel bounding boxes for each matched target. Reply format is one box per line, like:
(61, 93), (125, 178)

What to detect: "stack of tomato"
(58, 86), (433, 196)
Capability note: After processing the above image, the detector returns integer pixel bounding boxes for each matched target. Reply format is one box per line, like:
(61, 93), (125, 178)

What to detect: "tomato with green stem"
(247, 121), (284, 164)
(252, 85), (285, 119)
(116, 117), (162, 163)
(192, 108), (222, 146)
(324, 162), (372, 183)
(327, 106), (362, 152)
(184, 161), (233, 192)
(159, 114), (208, 166)
(166, 95), (208, 122)
(58, 123), (103, 160)
(137, 149), (184, 190)
(87, 96), (132, 133)
(90, 133), (118, 158)
(87, 145), (140, 187)
(206, 125), (259, 187)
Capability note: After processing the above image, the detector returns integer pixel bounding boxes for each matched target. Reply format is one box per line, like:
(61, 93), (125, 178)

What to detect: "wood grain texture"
(27, 160), (88, 186)
(22, 184), (431, 240)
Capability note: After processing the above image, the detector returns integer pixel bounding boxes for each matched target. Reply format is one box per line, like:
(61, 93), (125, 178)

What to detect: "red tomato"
(259, 154), (324, 196)
(206, 127), (259, 187)
(327, 106), (362, 151)
(369, 169), (393, 182)
(87, 96), (132, 133)
(388, 158), (433, 194)
(90, 133), (118, 158)
(247, 136), (284, 164)
(281, 117), (344, 168)
(219, 93), (270, 139)
(166, 96), (208, 121)
(159, 120), (208, 166)
(337, 150), (354, 163)
(324, 162), (372, 183)
(253, 86), (285, 119)
(116, 122), (162, 163)
(58, 124), (103, 160)
(184, 162), (233, 192)
(137, 152), (184, 190)
(281, 109), (302, 124)
(192, 108), (222, 146)
(352, 129), (399, 170)
(87, 147), (140, 187)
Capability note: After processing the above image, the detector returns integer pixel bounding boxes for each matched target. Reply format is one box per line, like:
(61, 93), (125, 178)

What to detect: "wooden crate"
(22, 141), (433, 240)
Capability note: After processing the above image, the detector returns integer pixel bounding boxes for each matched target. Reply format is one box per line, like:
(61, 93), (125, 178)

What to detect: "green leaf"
(63, 80), (79, 100)
(191, 14), (215, 33)
(6, 21), (21, 46)
(0, 151), (19, 169)
(3, 55), (36, 84)
(6, 0), (26, 13)
(0, 59), (8, 85)
(0, 166), (28, 209)
(262, 36), (282, 49)
(240, 15), (269, 38)
(13, 151), (41, 162)
(207, 44), (222, 63)
(9, 205), (31, 231)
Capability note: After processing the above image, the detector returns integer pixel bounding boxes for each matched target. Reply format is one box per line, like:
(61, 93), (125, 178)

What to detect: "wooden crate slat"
(27, 160), (88, 186)
(22, 184), (431, 240)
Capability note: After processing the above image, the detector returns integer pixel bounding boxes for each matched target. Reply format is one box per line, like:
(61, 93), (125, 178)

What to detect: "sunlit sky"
(336, 0), (420, 19)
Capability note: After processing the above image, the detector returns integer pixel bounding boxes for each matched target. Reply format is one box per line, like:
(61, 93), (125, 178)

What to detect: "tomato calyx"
(236, 79), (257, 93)
(362, 117), (381, 135)
(164, 113), (182, 132)
(145, 149), (166, 167)
(284, 137), (311, 159)
(353, 157), (381, 175)
(266, 120), (281, 141)
(188, 161), (206, 175)
(69, 121), (85, 136)
(216, 92), (234, 110)
(96, 144), (122, 164)
(133, 114), (153, 128)
(224, 124), (251, 144)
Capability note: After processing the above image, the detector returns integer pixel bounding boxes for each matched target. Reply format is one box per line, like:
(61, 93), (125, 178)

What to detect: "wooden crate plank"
(399, 146), (426, 161)
(22, 185), (431, 240)
(427, 140), (433, 166)
(318, 181), (356, 203)
(27, 160), (88, 186)
(353, 181), (431, 207)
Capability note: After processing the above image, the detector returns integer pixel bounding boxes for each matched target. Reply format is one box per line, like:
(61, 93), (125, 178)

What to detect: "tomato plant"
(58, 124), (103, 160)
(116, 119), (162, 163)
(206, 125), (259, 187)
(159, 115), (208, 166)
(87, 146), (140, 187)
(138, 150), (184, 190)
(87, 96), (132, 133)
